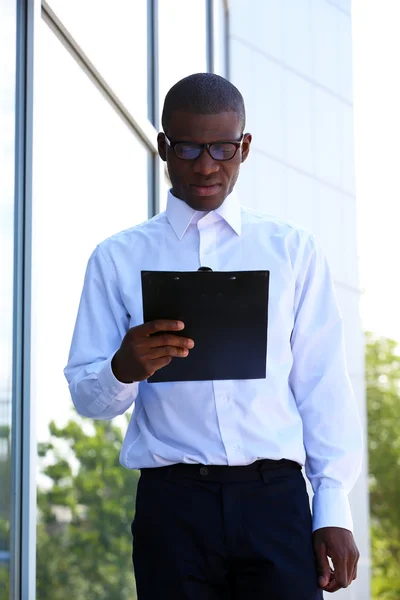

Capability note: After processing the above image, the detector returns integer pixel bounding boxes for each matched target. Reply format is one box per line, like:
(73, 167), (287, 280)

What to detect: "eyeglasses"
(164, 134), (243, 161)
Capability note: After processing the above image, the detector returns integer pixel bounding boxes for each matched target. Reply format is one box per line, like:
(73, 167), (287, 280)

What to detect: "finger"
(331, 553), (350, 589)
(147, 356), (173, 374)
(141, 320), (185, 336)
(351, 550), (359, 581)
(146, 345), (190, 360)
(314, 542), (331, 589)
(323, 577), (342, 593)
(146, 333), (194, 350)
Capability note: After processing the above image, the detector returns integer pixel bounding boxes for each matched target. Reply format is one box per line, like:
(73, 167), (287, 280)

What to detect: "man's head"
(158, 73), (252, 211)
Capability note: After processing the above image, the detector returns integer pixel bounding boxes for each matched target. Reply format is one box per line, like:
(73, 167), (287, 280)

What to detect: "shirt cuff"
(97, 353), (139, 402)
(312, 488), (353, 532)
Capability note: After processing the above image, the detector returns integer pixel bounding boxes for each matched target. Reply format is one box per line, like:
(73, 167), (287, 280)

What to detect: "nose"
(192, 149), (219, 176)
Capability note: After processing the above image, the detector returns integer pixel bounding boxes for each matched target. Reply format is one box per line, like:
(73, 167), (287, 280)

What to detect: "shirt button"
(200, 467), (209, 476)
(232, 444), (240, 452)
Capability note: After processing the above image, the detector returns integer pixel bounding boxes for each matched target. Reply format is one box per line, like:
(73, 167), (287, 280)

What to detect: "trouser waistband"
(140, 458), (301, 483)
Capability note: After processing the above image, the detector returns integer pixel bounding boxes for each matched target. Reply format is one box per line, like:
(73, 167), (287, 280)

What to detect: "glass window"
(46, 0), (148, 118)
(0, 0), (16, 596)
(33, 23), (150, 599)
(158, 0), (208, 125)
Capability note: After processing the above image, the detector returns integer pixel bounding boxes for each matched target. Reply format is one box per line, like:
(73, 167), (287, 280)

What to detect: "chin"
(184, 188), (227, 211)
(187, 197), (224, 211)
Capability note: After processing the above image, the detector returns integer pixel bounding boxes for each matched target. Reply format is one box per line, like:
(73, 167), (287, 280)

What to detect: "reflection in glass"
(34, 23), (150, 599)
(0, 0), (16, 596)
(46, 0), (148, 117)
(158, 0), (207, 124)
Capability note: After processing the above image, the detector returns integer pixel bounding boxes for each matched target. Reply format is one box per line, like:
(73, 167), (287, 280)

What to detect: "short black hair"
(161, 73), (246, 134)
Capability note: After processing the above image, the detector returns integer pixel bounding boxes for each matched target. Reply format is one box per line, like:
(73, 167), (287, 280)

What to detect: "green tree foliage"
(0, 562), (10, 600)
(36, 416), (139, 600)
(366, 333), (400, 599)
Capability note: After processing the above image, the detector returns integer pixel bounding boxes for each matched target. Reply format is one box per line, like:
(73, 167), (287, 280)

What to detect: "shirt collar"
(166, 189), (242, 240)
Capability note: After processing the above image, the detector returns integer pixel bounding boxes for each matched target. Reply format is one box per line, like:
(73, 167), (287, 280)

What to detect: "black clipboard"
(141, 269), (269, 383)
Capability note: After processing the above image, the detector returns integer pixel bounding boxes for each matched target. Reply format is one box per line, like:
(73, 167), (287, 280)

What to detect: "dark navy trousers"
(132, 459), (323, 600)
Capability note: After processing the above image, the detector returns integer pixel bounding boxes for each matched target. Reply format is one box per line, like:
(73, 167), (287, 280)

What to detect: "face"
(158, 111), (252, 211)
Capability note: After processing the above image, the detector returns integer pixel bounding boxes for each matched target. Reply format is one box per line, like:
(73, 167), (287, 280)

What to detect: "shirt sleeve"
(289, 233), (363, 532)
(64, 244), (139, 420)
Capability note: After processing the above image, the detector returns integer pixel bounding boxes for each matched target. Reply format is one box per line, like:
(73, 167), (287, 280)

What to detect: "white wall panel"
(342, 104), (356, 194)
(286, 169), (314, 231)
(285, 73), (313, 172)
(314, 88), (342, 186)
(313, 183), (344, 279)
(252, 56), (285, 159)
(313, 0), (339, 93)
(254, 153), (287, 215)
(229, 1), (369, 596)
(229, 38), (256, 130)
(237, 151), (286, 216)
(282, 0), (313, 77)
(229, 0), (283, 60)
(341, 196), (360, 288)
(337, 10), (353, 101)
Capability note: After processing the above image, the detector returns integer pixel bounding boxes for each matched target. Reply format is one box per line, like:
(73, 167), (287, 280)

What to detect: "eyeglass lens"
(174, 142), (238, 161)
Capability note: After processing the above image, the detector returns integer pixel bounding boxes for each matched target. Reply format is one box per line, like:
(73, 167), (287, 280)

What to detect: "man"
(65, 73), (362, 599)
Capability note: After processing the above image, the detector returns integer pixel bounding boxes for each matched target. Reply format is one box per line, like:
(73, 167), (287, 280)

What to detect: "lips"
(190, 183), (221, 196)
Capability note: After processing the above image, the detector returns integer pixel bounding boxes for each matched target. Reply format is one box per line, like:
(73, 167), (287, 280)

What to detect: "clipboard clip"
(198, 267), (236, 280)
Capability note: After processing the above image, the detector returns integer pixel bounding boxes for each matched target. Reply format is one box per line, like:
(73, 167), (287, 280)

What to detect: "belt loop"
(258, 460), (268, 483)
(261, 469), (270, 484)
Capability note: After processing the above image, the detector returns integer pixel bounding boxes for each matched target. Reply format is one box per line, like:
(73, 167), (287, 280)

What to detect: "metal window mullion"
(206, 0), (215, 73)
(208, 0), (230, 79)
(147, 0), (159, 128)
(10, 0), (36, 599)
(148, 0), (160, 216)
(224, 1), (230, 80)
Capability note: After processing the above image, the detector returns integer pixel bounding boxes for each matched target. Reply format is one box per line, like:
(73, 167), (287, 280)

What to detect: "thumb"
(314, 541), (331, 588)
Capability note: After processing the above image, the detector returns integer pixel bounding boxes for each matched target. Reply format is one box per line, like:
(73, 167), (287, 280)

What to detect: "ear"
(241, 133), (252, 164)
(157, 132), (167, 162)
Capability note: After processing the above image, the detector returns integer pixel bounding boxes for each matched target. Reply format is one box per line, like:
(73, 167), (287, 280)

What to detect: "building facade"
(1, 0), (369, 598)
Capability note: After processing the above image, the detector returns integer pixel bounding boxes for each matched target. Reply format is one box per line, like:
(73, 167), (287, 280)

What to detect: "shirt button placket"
(213, 381), (241, 465)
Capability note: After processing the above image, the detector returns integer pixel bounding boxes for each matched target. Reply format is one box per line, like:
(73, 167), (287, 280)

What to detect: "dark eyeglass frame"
(164, 134), (244, 161)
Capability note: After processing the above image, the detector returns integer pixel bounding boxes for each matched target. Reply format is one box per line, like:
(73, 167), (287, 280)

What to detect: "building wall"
(228, 1), (370, 598)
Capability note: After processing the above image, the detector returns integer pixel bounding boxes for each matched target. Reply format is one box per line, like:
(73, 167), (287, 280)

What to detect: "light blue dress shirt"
(65, 190), (363, 532)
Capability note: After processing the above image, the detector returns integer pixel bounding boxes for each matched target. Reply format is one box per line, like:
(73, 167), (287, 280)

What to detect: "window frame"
(10, 0), (36, 598)
(9, 0), (228, 597)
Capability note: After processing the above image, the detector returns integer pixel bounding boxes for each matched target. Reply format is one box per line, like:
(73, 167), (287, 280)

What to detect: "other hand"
(313, 526), (359, 593)
(111, 320), (194, 383)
